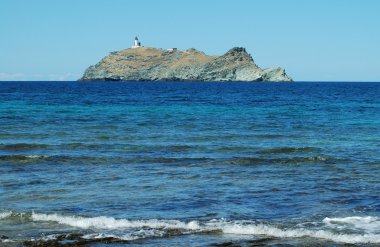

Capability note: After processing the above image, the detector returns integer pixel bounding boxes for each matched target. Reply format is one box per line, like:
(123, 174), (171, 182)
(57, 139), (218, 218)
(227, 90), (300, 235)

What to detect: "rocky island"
(80, 37), (292, 82)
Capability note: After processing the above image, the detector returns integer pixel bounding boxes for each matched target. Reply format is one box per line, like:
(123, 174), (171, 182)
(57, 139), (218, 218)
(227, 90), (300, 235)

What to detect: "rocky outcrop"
(80, 47), (292, 82)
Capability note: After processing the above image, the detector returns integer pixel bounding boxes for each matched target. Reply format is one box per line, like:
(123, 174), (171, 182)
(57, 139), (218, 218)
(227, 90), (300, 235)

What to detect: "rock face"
(80, 47), (292, 82)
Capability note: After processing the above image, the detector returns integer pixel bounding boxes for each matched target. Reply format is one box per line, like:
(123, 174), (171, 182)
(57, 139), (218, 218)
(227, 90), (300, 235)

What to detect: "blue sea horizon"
(1, 81), (379, 246)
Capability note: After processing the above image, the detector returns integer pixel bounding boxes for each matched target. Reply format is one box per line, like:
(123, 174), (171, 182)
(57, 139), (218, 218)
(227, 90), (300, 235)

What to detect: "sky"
(0, 0), (379, 81)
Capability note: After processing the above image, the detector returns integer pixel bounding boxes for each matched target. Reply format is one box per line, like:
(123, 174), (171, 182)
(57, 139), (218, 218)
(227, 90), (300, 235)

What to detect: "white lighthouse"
(132, 36), (142, 48)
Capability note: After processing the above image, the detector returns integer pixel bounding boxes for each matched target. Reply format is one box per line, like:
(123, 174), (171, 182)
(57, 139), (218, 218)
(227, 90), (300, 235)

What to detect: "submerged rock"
(80, 47), (292, 82)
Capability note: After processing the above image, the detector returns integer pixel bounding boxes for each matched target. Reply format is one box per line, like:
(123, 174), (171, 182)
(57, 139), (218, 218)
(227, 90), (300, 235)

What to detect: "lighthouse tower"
(132, 36), (142, 48)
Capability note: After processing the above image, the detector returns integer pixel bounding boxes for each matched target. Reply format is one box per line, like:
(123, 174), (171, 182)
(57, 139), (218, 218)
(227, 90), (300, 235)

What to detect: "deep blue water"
(0, 81), (380, 246)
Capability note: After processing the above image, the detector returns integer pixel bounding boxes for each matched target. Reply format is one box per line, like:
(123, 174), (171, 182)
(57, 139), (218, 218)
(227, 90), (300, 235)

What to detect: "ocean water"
(0, 81), (380, 246)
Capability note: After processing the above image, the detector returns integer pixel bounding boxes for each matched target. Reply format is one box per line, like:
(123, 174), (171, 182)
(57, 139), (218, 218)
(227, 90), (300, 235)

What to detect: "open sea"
(0, 81), (380, 246)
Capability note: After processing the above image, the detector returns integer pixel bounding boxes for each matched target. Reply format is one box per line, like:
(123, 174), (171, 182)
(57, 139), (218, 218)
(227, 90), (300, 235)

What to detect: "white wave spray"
(30, 212), (380, 244)
(32, 212), (201, 231)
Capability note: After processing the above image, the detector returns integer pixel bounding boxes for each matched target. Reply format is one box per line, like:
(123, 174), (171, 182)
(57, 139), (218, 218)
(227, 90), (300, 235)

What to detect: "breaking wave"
(323, 216), (380, 233)
(31, 212), (201, 231)
(27, 212), (380, 244)
(219, 220), (380, 244)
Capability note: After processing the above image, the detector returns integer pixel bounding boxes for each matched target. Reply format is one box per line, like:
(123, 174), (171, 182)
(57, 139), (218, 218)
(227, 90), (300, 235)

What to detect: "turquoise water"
(0, 81), (380, 246)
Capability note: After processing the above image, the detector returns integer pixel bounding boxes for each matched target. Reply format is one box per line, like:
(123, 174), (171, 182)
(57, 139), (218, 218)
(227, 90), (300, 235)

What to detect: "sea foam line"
(30, 213), (380, 244)
(31, 212), (201, 231)
(217, 221), (380, 244)
(323, 216), (380, 232)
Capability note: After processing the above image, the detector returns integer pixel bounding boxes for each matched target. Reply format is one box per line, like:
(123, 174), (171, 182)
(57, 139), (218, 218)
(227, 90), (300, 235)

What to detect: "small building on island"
(166, 48), (177, 53)
(132, 36), (142, 48)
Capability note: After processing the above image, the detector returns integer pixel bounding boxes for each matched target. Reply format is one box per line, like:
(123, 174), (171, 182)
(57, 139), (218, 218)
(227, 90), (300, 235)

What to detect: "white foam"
(214, 220), (380, 244)
(40, 234), (60, 241)
(82, 229), (165, 241)
(0, 239), (15, 243)
(31, 212), (201, 231)
(0, 211), (12, 219)
(25, 155), (48, 159)
(82, 233), (136, 241)
(323, 216), (380, 233)
(30, 213), (380, 244)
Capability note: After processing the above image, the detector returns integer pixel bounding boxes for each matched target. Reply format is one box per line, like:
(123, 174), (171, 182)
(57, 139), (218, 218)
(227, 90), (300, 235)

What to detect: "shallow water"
(0, 81), (380, 246)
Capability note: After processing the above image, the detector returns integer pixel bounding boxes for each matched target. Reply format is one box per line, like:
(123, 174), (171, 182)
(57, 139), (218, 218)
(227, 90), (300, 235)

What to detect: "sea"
(0, 81), (379, 246)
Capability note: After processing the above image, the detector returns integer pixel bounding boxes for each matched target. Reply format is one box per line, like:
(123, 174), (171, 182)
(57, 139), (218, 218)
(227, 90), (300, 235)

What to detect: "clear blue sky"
(1, 0), (379, 81)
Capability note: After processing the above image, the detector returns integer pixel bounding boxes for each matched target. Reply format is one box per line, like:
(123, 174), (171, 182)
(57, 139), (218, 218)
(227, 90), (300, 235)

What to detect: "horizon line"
(1, 80), (380, 83)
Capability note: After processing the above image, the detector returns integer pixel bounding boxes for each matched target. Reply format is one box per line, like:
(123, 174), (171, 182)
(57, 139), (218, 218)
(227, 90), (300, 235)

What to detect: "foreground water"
(0, 81), (379, 246)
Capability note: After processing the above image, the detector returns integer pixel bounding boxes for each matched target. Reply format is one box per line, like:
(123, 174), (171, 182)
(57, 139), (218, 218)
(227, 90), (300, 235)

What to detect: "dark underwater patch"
(0, 143), (50, 151)
(257, 147), (321, 155)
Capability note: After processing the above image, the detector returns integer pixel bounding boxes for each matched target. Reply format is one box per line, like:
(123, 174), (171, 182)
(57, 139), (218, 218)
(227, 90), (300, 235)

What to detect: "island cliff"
(80, 47), (292, 82)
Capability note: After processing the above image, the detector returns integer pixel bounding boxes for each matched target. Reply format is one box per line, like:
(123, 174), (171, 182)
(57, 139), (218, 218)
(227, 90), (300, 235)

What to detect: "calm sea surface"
(0, 81), (380, 246)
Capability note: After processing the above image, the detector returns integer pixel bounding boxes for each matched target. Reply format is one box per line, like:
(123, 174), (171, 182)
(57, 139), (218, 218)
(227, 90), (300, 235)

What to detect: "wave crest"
(32, 212), (201, 231)
(218, 220), (380, 244)
(323, 216), (380, 233)
(29, 213), (380, 244)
